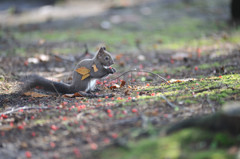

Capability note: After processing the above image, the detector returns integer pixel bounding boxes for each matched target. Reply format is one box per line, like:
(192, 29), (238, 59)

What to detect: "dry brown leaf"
(76, 67), (90, 75)
(24, 92), (49, 98)
(62, 92), (83, 98)
(0, 125), (14, 131)
(92, 64), (98, 72)
(115, 54), (123, 60)
(168, 78), (197, 84)
(120, 80), (126, 87)
(110, 84), (120, 90)
(124, 89), (131, 96)
(81, 73), (90, 80)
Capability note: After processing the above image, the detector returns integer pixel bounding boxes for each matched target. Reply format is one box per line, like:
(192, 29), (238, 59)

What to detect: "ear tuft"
(97, 47), (105, 57)
(99, 47), (106, 52)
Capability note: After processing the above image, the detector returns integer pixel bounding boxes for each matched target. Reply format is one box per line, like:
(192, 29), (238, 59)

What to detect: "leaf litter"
(0, 0), (240, 158)
(1, 48), (240, 158)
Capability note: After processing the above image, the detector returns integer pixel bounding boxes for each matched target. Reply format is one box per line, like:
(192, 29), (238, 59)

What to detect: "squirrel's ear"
(97, 47), (105, 57)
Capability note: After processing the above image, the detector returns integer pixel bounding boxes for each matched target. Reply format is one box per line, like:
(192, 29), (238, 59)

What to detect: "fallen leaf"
(92, 64), (98, 72)
(124, 89), (131, 96)
(168, 78), (197, 84)
(62, 92), (83, 98)
(76, 67), (90, 75)
(24, 92), (49, 98)
(0, 125), (14, 131)
(75, 67), (91, 80)
(115, 54), (123, 60)
(81, 73), (90, 80)
(38, 54), (50, 62)
(110, 84), (120, 90)
(120, 80), (126, 87)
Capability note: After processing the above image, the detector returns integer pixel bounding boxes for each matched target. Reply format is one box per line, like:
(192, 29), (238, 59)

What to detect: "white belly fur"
(85, 79), (97, 92)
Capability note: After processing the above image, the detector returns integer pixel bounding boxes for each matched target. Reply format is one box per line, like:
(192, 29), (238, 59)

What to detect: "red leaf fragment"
(73, 147), (81, 158)
(197, 48), (201, 58)
(17, 125), (24, 130)
(10, 122), (14, 127)
(1, 132), (5, 136)
(79, 125), (84, 130)
(132, 108), (138, 113)
(31, 132), (36, 137)
(103, 138), (110, 144)
(25, 151), (32, 158)
(122, 110), (127, 115)
(107, 109), (112, 114)
(50, 142), (56, 148)
(1, 114), (8, 119)
(111, 133), (118, 139)
(108, 113), (113, 118)
(51, 125), (58, 131)
(90, 143), (98, 150)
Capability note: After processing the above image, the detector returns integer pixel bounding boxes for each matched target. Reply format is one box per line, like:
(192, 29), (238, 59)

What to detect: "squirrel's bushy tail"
(21, 75), (71, 94)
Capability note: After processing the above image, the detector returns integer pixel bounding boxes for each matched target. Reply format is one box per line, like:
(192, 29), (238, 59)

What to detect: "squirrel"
(21, 47), (116, 95)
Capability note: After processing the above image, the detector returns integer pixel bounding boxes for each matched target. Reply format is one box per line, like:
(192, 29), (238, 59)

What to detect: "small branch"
(194, 86), (222, 93)
(160, 95), (179, 110)
(207, 96), (215, 113)
(0, 106), (51, 116)
(111, 69), (169, 85)
(78, 91), (114, 98)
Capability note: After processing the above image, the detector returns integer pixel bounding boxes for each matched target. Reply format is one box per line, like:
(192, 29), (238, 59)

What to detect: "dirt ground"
(0, 0), (240, 159)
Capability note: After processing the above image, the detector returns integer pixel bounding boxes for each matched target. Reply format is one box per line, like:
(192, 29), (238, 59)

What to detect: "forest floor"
(0, 0), (240, 159)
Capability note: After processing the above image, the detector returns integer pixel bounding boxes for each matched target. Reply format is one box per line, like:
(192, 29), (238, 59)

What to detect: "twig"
(111, 69), (169, 85)
(207, 96), (215, 113)
(159, 95), (179, 110)
(194, 86), (222, 93)
(0, 106), (51, 116)
(78, 91), (114, 98)
(112, 116), (140, 125)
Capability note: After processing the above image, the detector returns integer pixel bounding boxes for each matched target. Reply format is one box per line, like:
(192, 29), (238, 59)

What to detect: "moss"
(133, 74), (240, 106)
(198, 62), (220, 70)
(184, 99), (198, 104)
(98, 128), (235, 159)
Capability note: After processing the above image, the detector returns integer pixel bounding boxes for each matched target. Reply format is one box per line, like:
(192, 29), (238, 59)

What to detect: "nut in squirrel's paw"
(108, 67), (116, 74)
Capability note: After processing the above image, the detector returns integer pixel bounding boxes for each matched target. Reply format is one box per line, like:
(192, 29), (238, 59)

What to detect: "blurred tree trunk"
(231, 0), (240, 22)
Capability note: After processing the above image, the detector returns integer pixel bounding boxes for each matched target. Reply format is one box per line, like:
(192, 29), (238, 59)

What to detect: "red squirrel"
(21, 47), (116, 94)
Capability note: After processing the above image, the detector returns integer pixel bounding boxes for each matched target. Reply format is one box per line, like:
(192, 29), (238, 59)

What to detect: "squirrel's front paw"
(108, 67), (116, 74)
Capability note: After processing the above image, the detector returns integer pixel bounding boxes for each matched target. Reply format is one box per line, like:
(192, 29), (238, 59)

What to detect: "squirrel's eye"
(105, 56), (109, 60)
